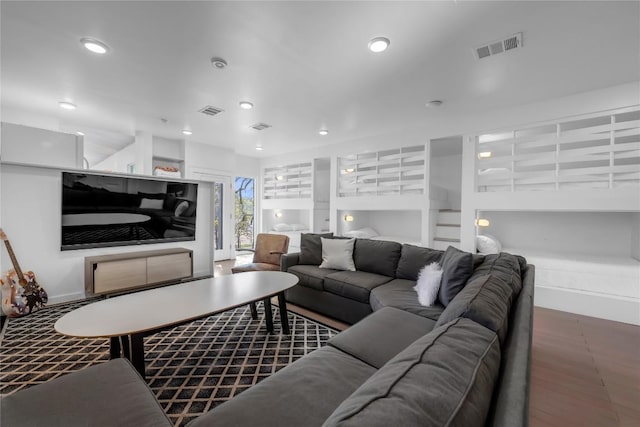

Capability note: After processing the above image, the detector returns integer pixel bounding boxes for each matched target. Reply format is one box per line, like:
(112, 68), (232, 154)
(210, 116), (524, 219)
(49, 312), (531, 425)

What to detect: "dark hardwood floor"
(217, 257), (640, 426)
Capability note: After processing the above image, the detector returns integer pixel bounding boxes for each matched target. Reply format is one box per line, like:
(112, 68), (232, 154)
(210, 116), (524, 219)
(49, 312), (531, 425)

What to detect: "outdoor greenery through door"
(235, 177), (254, 251)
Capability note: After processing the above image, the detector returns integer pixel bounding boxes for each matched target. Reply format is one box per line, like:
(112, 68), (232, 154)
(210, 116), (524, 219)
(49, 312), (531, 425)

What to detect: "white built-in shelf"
(337, 145), (426, 197)
(263, 162), (313, 199)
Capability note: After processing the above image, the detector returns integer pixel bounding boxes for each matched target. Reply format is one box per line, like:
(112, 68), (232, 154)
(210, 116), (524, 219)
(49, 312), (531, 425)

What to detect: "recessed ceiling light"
(211, 57), (228, 69)
(182, 129), (193, 135)
(76, 131), (85, 136)
(239, 101), (254, 109)
(255, 145), (264, 151)
(318, 129), (329, 136)
(368, 37), (390, 53)
(80, 37), (110, 54)
(425, 100), (443, 108)
(58, 101), (77, 110)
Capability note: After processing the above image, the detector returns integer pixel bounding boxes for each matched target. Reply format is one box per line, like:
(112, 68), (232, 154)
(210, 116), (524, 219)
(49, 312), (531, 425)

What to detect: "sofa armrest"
(281, 252), (300, 272)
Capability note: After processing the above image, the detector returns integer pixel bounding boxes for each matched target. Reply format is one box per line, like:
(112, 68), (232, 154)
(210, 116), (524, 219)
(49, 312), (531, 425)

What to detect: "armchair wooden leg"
(249, 301), (258, 320)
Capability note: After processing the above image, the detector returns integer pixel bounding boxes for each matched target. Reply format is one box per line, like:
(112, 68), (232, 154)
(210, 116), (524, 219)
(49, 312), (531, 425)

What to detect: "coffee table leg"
(277, 292), (290, 335)
(249, 302), (258, 320)
(264, 298), (273, 333)
(110, 336), (121, 359)
(128, 333), (146, 380)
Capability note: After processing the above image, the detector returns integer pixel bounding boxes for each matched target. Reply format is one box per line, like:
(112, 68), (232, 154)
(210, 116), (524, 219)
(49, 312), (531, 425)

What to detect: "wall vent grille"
(474, 33), (522, 60)
(199, 106), (224, 116)
(251, 123), (272, 131)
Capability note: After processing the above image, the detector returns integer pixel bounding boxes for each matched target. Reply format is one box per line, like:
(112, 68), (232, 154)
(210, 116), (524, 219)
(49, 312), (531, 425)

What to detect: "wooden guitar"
(0, 228), (47, 317)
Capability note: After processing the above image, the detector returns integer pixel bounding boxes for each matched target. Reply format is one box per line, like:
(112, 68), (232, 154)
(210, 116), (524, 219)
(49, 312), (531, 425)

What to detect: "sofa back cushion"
(438, 246), (474, 306)
(395, 244), (443, 281)
(435, 274), (514, 345)
(470, 252), (524, 296)
(299, 233), (334, 265)
(353, 239), (402, 278)
(322, 318), (501, 427)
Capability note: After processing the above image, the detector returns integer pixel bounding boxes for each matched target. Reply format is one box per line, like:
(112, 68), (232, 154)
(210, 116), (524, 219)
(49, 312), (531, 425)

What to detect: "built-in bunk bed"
(261, 160), (329, 253)
(470, 106), (640, 325)
(334, 144), (446, 246)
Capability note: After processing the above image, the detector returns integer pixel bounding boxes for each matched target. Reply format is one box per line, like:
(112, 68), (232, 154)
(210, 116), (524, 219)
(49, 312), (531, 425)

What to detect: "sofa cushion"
(435, 274), (514, 344)
(370, 279), (445, 321)
(470, 252), (524, 295)
(438, 246), (474, 306)
(188, 346), (376, 427)
(324, 271), (393, 303)
(353, 239), (402, 277)
(320, 237), (356, 271)
(0, 359), (172, 427)
(395, 244), (444, 281)
(328, 307), (436, 369)
(323, 318), (501, 427)
(299, 232), (334, 265)
(288, 264), (339, 291)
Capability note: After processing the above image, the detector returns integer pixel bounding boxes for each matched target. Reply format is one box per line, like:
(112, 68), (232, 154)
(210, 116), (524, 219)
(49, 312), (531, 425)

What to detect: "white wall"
(338, 209), (422, 241)
(1, 122), (82, 169)
(430, 154), (462, 210)
(0, 164), (214, 304)
(93, 143), (137, 173)
(481, 211), (637, 257)
(632, 213), (640, 261)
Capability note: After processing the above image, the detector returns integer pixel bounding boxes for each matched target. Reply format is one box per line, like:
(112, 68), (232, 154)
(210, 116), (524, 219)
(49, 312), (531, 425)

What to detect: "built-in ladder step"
(433, 237), (460, 243)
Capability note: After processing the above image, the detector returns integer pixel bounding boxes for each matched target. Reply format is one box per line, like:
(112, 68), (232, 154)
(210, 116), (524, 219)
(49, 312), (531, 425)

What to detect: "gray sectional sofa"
(1, 236), (534, 427)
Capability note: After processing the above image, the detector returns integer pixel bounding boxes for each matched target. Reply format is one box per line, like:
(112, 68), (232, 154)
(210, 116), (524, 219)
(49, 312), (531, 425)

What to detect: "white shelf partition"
(476, 106), (640, 192)
(263, 162), (313, 199)
(337, 145), (426, 197)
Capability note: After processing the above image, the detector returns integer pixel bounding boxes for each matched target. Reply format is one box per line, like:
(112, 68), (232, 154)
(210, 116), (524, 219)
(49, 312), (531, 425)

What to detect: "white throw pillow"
(272, 223), (292, 232)
(319, 237), (356, 271)
(414, 262), (443, 307)
(290, 223), (307, 231)
(476, 234), (502, 254)
(139, 198), (163, 210)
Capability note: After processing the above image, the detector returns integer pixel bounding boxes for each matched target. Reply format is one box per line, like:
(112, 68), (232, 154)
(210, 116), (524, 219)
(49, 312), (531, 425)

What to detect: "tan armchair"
(231, 233), (290, 319)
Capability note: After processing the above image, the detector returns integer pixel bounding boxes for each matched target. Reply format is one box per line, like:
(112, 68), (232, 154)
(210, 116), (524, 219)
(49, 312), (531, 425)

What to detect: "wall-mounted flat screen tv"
(61, 171), (198, 250)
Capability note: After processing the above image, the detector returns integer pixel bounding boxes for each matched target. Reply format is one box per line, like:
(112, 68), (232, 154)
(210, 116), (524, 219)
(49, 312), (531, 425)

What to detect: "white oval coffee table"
(55, 271), (298, 378)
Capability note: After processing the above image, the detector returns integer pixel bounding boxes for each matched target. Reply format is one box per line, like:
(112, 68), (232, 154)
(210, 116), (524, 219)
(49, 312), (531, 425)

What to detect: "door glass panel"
(213, 182), (223, 251)
(234, 177), (255, 251)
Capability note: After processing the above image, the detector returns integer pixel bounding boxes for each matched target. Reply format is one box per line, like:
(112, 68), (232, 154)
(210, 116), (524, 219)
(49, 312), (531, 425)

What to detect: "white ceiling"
(2, 1), (638, 163)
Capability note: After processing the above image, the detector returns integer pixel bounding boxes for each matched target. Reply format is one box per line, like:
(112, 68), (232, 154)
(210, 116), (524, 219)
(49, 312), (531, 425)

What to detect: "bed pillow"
(290, 223), (307, 231)
(319, 237), (356, 271)
(272, 223), (292, 232)
(343, 227), (379, 239)
(299, 233), (333, 265)
(438, 246), (474, 306)
(476, 234), (502, 254)
(414, 262), (442, 306)
(174, 200), (189, 217)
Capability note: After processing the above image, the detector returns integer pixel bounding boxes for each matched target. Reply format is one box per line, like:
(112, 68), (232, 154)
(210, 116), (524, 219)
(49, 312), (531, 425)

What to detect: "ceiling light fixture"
(182, 129), (193, 135)
(425, 100), (443, 108)
(239, 101), (254, 110)
(255, 145), (264, 151)
(318, 129), (329, 136)
(80, 37), (110, 54)
(58, 101), (77, 110)
(211, 57), (228, 69)
(76, 131), (85, 136)
(368, 37), (390, 53)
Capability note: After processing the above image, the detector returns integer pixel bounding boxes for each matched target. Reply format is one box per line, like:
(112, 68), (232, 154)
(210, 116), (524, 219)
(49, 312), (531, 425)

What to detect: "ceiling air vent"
(473, 32), (522, 60)
(199, 105), (224, 116)
(250, 122), (272, 131)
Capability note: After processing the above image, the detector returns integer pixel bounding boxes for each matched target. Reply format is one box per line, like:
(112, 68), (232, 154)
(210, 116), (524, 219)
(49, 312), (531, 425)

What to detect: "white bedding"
(267, 230), (308, 253)
(371, 235), (422, 246)
(503, 247), (640, 299)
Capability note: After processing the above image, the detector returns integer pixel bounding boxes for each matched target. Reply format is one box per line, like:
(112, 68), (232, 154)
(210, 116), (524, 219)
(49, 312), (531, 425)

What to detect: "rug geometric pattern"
(0, 299), (338, 426)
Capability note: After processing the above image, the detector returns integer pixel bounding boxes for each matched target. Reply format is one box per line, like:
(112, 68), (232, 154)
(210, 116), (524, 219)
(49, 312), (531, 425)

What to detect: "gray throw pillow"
(299, 232), (333, 265)
(353, 239), (402, 277)
(395, 244), (444, 280)
(438, 246), (474, 306)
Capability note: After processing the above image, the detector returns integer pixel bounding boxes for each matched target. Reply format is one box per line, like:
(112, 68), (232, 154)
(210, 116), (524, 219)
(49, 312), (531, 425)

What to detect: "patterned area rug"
(0, 299), (338, 426)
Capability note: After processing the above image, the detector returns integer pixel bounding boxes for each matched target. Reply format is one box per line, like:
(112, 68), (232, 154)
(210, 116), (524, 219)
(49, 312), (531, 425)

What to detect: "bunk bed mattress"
(503, 247), (640, 299)
(267, 230), (307, 253)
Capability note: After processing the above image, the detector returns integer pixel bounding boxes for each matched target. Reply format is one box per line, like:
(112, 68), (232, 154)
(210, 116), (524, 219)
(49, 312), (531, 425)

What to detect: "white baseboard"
(535, 285), (640, 325)
(47, 292), (86, 306)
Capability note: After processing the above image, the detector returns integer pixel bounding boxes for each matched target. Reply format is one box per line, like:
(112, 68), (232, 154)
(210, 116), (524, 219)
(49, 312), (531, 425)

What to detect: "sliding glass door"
(234, 177), (255, 252)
